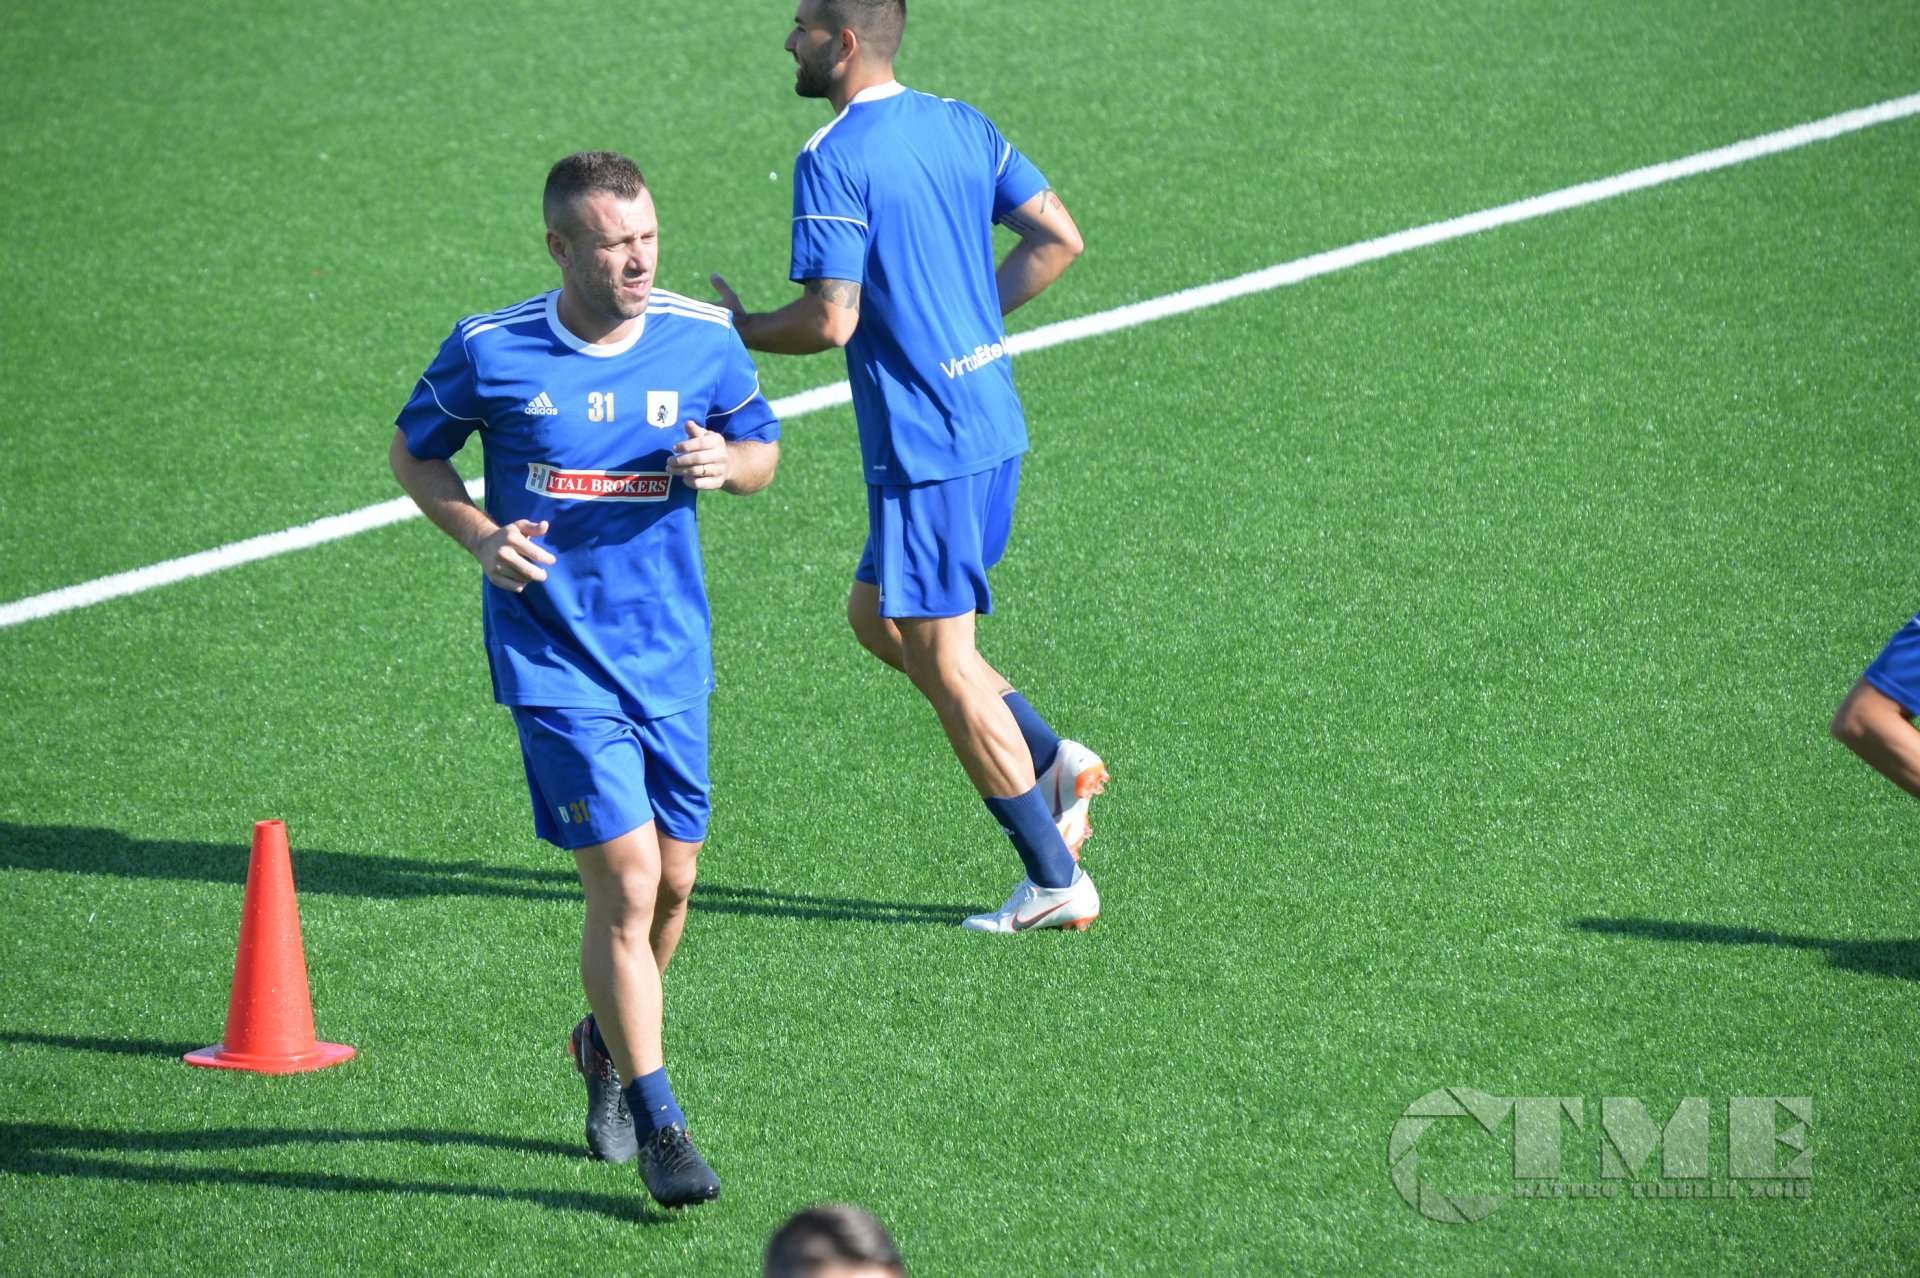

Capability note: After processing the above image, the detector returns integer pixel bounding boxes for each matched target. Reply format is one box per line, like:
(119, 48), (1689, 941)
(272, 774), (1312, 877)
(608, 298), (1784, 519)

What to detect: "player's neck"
(554, 287), (640, 348)
(830, 62), (895, 113)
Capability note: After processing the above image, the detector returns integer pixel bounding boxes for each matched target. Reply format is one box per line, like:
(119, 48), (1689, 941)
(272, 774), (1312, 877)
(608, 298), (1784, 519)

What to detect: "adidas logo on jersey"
(524, 392), (559, 416)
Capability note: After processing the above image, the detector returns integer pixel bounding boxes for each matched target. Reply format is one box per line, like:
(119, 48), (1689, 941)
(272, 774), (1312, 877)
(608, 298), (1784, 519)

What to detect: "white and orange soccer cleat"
(961, 869), (1101, 934)
(1038, 739), (1109, 859)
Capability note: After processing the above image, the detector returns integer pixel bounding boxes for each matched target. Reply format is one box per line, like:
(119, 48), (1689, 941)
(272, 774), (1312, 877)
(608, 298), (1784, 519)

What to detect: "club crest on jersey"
(526, 463), (671, 502)
(646, 391), (679, 429)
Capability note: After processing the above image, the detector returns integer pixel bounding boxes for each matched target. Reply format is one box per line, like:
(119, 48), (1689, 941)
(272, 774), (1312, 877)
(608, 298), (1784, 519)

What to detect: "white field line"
(4, 90), (1917, 631)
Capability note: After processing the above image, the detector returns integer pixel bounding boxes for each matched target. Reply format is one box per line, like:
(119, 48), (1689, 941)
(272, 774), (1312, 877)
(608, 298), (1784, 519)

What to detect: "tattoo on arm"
(805, 278), (862, 312)
(998, 187), (1061, 238)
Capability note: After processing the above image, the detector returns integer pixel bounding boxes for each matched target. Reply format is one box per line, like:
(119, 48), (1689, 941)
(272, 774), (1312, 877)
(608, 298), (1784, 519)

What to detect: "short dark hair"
(543, 151), (648, 231)
(763, 1205), (906, 1278)
(820, 0), (905, 61)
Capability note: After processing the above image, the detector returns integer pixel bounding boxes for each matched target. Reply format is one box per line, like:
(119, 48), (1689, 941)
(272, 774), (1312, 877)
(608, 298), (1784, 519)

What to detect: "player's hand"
(473, 519), (555, 592)
(668, 421), (729, 490)
(708, 273), (746, 324)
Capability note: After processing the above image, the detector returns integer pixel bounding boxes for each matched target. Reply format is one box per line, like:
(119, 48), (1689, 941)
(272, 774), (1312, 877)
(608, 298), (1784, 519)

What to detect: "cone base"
(184, 1041), (356, 1074)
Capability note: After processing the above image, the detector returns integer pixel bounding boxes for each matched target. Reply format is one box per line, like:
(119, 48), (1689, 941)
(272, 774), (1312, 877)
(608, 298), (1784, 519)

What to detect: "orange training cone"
(185, 820), (355, 1074)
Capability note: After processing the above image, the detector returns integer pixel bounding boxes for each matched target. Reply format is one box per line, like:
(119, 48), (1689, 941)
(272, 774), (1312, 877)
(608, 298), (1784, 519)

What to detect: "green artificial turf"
(2, 0), (1917, 1273)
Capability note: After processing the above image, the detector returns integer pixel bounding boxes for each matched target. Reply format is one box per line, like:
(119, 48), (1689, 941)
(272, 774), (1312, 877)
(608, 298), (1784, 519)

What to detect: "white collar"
(847, 80), (906, 106)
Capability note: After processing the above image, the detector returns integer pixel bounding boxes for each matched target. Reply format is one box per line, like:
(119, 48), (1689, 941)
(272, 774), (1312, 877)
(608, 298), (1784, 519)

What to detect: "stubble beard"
(793, 52), (832, 99)
(583, 271), (648, 325)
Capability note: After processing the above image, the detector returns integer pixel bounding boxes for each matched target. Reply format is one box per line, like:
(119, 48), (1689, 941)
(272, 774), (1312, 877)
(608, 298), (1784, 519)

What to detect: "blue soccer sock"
(1002, 691), (1062, 776)
(623, 1067), (687, 1136)
(983, 786), (1078, 889)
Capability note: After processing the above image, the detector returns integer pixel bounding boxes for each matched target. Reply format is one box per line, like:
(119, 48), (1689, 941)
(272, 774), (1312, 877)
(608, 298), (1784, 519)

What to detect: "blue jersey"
(396, 288), (779, 717)
(789, 82), (1049, 485)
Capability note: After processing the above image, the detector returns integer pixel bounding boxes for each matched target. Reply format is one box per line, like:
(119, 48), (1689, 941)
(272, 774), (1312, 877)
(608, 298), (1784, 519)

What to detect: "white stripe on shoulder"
(802, 111), (850, 154)
(648, 289), (730, 318)
(418, 373), (486, 423)
(461, 296), (551, 338)
(708, 376), (765, 421)
(647, 303), (732, 327)
(995, 142), (1013, 177)
(464, 298), (546, 329)
(793, 213), (869, 229)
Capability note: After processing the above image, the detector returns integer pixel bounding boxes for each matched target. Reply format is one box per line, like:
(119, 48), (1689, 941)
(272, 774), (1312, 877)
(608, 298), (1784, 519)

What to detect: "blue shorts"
(856, 455), (1021, 619)
(1863, 612), (1920, 716)
(510, 702), (711, 850)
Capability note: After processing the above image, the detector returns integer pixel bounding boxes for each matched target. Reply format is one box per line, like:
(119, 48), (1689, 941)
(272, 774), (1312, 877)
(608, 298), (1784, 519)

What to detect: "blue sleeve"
(395, 326), (485, 460)
(789, 146), (870, 283)
(986, 120), (1048, 222)
(707, 326), (780, 445)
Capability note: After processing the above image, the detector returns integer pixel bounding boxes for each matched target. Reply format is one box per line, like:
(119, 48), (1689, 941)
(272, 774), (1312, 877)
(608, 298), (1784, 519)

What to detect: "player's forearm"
(996, 239), (1079, 316)
(720, 440), (780, 496)
(737, 284), (858, 354)
(389, 430), (496, 557)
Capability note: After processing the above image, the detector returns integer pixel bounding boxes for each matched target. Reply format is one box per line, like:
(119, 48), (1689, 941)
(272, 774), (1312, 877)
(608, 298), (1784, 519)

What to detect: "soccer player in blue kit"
(711, 0), (1110, 933)
(1832, 611), (1920, 800)
(389, 152), (779, 1206)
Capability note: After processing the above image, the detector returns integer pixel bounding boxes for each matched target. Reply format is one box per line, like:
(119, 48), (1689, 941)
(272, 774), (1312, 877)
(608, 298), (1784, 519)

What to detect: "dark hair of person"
(543, 151), (648, 230)
(820, 0), (905, 60)
(763, 1204), (906, 1278)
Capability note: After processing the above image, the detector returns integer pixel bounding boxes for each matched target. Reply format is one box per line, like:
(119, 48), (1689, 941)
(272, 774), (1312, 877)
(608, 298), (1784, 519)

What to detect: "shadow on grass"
(0, 1122), (674, 1224)
(0, 1031), (205, 1060)
(1570, 917), (1920, 981)
(691, 883), (971, 926)
(0, 822), (971, 923)
(0, 823), (577, 901)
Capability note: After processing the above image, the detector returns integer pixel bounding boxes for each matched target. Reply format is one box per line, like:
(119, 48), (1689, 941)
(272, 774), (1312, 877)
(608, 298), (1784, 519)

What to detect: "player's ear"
(545, 228), (570, 270)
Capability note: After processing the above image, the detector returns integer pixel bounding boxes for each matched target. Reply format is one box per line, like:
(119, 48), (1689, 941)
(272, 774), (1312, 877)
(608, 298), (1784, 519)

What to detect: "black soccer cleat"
(568, 1015), (638, 1164)
(639, 1124), (721, 1207)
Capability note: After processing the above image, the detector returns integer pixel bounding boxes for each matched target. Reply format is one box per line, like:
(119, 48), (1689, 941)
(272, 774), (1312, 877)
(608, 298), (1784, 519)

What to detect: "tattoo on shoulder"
(805, 278), (861, 311)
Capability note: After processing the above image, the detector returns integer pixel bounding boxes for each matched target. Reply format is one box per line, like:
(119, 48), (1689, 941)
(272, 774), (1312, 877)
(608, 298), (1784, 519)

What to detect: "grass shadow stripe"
(0, 823), (577, 901)
(1570, 916), (1920, 981)
(0, 1123), (668, 1224)
(692, 882), (972, 925)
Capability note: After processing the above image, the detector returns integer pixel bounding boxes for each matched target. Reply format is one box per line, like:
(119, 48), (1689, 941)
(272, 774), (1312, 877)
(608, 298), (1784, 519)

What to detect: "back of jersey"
(790, 84), (1049, 486)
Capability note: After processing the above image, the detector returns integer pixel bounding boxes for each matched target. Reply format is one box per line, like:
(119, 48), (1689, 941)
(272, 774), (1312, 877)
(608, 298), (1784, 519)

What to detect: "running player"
(389, 151), (779, 1205)
(711, 0), (1109, 933)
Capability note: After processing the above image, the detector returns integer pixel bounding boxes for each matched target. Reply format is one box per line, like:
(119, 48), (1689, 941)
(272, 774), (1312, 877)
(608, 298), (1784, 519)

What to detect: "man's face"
(786, 0), (838, 99)
(549, 188), (658, 324)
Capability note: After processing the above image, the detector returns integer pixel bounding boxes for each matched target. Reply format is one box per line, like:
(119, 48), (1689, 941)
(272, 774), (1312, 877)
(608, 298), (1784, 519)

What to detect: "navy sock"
(1002, 691), (1062, 776)
(588, 1016), (611, 1061)
(623, 1067), (686, 1135)
(984, 786), (1077, 889)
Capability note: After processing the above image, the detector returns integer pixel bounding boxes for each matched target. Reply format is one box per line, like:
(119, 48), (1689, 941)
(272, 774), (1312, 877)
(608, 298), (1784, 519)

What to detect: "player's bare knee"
(597, 868), (661, 936)
(897, 644), (948, 695)
(848, 607), (887, 656)
(657, 855), (698, 909)
(1830, 703), (1862, 748)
